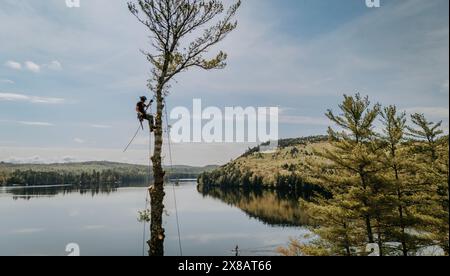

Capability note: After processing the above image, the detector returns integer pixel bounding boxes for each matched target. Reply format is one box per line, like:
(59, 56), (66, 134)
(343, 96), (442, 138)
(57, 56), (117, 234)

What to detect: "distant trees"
(0, 167), (204, 187)
(2, 169), (146, 186)
(287, 94), (449, 256)
(199, 164), (265, 188)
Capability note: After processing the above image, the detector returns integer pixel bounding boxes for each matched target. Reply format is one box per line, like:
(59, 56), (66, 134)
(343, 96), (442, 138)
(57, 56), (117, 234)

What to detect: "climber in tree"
(136, 96), (154, 131)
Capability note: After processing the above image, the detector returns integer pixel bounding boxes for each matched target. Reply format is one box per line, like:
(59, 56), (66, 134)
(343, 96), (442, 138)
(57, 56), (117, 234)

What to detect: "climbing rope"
(124, 95), (156, 153)
(164, 99), (183, 256)
(142, 192), (149, 256)
(123, 124), (141, 153)
(141, 123), (153, 256)
(130, 96), (182, 256)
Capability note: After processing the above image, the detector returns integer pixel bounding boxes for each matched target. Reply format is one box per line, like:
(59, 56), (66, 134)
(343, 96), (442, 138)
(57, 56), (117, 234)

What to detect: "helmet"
(140, 96), (147, 102)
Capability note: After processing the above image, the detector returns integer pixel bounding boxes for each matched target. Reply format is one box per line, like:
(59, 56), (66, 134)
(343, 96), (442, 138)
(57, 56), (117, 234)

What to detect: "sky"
(0, 0), (449, 166)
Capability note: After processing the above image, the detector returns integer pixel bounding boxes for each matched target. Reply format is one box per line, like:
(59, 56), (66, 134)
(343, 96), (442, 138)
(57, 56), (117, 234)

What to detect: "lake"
(0, 182), (310, 256)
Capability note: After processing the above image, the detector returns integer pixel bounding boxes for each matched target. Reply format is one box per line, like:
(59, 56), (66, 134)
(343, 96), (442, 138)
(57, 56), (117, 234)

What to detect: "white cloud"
(0, 140), (17, 145)
(4, 155), (45, 164)
(62, 156), (77, 163)
(25, 61), (41, 73)
(12, 228), (45, 234)
(0, 79), (14, 84)
(0, 0), (447, 165)
(0, 92), (65, 104)
(279, 115), (329, 126)
(73, 138), (85, 144)
(442, 80), (449, 94)
(4, 60), (22, 70)
(404, 107), (449, 119)
(4, 60), (61, 73)
(45, 60), (62, 71)
(90, 124), (112, 129)
(2, 155), (80, 164)
(82, 225), (106, 230)
(1, 119), (57, 128)
(0, 143), (253, 166)
(19, 121), (54, 127)
(279, 108), (329, 126)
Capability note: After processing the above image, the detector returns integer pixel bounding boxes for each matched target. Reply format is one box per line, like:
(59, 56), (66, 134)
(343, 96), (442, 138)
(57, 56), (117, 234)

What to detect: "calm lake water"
(0, 182), (310, 256)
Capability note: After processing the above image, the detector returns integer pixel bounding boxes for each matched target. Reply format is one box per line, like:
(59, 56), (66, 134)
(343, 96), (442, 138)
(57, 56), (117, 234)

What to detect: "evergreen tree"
(299, 195), (367, 256)
(407, 113), (449, 255)
(300, 93), (384, 255)
(379, 106), (426, 255)
(322, 93), (382, 244)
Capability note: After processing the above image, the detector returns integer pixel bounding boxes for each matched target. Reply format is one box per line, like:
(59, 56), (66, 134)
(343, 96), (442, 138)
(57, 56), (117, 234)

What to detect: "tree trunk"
(397, 188), (408, 256)
(376, 217), (383, 257)
(365, 215), (374, 244)
(343, 223), (352, 256)
(360, 173), (375, 243)
(148, 89), (166, 256)
(398, 204), (408, 256)
(393, 162), (408, 257)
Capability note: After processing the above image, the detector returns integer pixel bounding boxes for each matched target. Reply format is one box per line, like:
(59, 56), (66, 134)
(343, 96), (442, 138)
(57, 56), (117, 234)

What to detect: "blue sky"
(0, 0), (448, 165)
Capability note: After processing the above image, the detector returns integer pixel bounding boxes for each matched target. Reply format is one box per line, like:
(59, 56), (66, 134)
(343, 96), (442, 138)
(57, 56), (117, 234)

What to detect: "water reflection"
(2, 183), (148, 200)
(198, 185), (312, 227)
(0, 182), (309, 256)
(3, 183), (313, 227)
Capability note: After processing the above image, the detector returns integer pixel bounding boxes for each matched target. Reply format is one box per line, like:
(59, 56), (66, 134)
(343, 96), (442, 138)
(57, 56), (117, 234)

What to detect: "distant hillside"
(198, 136), (328, 190)
(0, 161), (217, 186)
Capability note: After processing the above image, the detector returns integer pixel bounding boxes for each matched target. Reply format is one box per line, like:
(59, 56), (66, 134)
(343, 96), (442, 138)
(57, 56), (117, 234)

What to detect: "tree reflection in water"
(4, 183), (149, 201)
(197, 184), (317, 227)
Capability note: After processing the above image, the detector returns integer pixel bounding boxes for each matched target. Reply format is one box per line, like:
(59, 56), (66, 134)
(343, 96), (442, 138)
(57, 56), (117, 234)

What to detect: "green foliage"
(127, 0), (241, 93)
(198, 136), (328, 196)
(310, 93), (383, 248)
(406, 114), (449, 255)
(281, 95), (449, 256)
(197, 94), (448, 256)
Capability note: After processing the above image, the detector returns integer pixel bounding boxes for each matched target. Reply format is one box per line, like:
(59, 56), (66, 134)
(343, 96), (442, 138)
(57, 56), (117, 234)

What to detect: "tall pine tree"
(379, 106), (427, 255)
(323, 93), (382, 245)
(407, 113), (449, 255)
(301, 94), (384, 255)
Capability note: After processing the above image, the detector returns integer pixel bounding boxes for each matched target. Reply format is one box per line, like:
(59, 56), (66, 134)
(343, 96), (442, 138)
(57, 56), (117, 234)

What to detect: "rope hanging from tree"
(135, 97), (183, 256)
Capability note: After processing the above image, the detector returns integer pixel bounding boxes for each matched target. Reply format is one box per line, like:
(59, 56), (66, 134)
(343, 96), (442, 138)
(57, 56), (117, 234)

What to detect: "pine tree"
(407, 113), (449, 255)
(300, 93), (384, 255)
(281, 99), (449, 256)
(298, 195), (367, 256)
(379, 106), (427, 255)
(323, 93), (382, 244)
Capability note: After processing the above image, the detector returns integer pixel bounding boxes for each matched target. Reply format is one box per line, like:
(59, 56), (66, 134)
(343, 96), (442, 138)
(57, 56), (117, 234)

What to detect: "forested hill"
(0, 161), (217, 186)
(198, 136), (329, 190)
(198, 133), (449, 190)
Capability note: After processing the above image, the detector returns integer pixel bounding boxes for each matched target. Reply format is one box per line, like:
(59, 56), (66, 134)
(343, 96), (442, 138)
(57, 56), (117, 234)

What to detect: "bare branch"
(128, 0), (241, 91)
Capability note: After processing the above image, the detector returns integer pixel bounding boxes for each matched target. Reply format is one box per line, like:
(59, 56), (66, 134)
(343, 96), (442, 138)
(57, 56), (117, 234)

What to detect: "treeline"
(239, 135), (328, 158)
(2, 169), (147, 186)
(281, 94), (449, 256)
(0, 162), (214, 187)
(198, 162), (322, 198)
